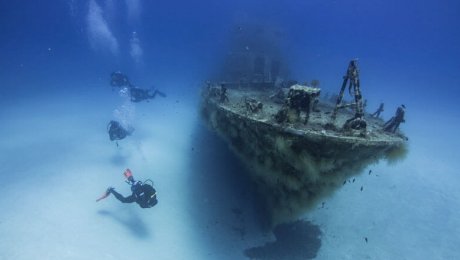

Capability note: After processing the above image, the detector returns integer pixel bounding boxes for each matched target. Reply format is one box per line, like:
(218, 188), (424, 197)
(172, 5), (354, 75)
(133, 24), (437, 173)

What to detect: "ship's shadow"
(187, 122), (322, 258)
(187, 122), (267, 226)
(245, 220), (322, 260)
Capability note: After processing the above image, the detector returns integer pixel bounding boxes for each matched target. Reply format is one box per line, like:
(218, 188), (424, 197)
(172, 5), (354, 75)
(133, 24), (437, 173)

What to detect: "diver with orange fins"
(96, 169), (158, 208)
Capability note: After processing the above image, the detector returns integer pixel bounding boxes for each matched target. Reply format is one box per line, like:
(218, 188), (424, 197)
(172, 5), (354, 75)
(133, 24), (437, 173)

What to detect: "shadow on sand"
(187, 122), (323, 258)
(110, 152), (128, 166)
(97, 209), (150, 239)
(245, 220), (322, 260)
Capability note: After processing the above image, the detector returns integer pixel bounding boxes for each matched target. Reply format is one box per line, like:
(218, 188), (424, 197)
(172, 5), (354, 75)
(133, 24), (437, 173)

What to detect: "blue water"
(1, 0), (459, 259)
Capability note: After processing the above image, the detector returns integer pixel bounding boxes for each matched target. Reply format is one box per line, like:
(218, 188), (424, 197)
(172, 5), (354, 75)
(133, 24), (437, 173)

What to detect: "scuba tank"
(123, 169), (158, 208)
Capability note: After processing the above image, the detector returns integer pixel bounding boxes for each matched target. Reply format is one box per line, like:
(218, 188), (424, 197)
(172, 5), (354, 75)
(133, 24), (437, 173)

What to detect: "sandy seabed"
(0, 89), (458, 260)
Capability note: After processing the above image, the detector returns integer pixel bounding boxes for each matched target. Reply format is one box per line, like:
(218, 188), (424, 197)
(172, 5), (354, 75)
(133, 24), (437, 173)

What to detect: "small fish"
(352, 178), (355, 183)
(360, 186), (363, 191)
(321, 202), (325, 208)
(364, 237), (368, 243)
(368, 170), (372, 175)
(343, 180), (347, 185)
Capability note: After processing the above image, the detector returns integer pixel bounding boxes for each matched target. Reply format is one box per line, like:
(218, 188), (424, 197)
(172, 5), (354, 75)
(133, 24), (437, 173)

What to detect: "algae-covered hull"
(201, 86), (407, 225)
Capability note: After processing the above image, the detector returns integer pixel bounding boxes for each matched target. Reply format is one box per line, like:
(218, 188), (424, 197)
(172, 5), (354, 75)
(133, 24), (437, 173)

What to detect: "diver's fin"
(96, 192), (109, 202)
(156, 90), (167, 98)
(123, 168), (135, 184)
(96, 188), (113, 202)
(124, 168), (133, 179)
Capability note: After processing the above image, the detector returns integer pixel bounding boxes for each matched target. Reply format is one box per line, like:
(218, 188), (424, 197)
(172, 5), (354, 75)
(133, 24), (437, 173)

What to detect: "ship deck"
(212, 87), (406, 147)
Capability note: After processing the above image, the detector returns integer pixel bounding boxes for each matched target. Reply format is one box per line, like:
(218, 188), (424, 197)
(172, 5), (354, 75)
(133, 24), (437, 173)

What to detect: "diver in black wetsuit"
(107, 120), (134, 141)
(129, 87), (166, 103)
(98, 169), (158, 208)
(107, 183), (157, 208)
(110, 71), (131, 88)
(109, 71), (167, 103)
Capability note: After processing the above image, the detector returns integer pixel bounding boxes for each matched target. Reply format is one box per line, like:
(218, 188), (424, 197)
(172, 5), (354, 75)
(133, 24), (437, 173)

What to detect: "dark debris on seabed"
(244, 220), (322, 260)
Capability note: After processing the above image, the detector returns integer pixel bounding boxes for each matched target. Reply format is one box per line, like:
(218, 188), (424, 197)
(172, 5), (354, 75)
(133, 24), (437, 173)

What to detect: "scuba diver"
(109, 71), (167, 103)
(107, 120), (134, 141)
(130, 87), (167, 103)
(96, 169), (158, 209)
(110, 71), (132, 88)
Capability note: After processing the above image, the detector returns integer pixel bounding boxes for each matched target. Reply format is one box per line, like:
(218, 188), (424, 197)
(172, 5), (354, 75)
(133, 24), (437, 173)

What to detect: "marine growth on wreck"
(201, 60), (408, 226)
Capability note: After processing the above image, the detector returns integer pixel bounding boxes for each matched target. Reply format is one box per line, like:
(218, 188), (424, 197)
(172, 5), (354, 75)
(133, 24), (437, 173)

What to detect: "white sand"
(309, 111), (460, 259)
(0, 90), (458, 260)
(0, 90), (254, 260)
